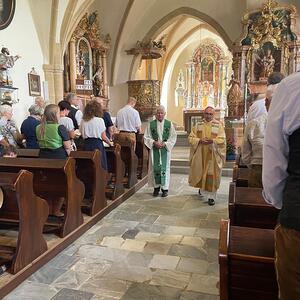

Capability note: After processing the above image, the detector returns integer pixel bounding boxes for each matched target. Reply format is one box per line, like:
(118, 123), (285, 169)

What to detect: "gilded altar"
(63, 12), (111, 102)
(230, 0), (300, 117)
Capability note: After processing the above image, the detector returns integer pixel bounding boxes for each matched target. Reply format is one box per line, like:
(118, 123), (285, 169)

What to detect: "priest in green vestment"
(144, 105), (177, 197)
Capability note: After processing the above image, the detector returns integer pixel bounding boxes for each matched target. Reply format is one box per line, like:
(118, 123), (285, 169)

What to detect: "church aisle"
(4, 174), (230, 300)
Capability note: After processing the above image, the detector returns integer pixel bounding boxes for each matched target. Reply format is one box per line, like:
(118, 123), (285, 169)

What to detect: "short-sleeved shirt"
(116, 105), (141, 132)
(59, 116), (74, 132)
(21, 116), (40, 149)
(102, 111), (113, 139)
(80, 117), (106, 139)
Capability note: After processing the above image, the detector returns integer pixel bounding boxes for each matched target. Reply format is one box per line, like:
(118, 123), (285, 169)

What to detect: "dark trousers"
(83, 138), (107, 170)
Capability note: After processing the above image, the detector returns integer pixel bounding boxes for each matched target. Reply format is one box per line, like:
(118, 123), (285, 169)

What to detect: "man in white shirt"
(65, 93), (83, 130)
(115, 97), (142, 147)
(263, 72), (300, 300)
(242, 84), (279, 187)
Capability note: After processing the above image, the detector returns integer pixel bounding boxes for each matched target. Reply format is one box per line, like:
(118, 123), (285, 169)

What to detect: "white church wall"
(0, 0), (45, 128)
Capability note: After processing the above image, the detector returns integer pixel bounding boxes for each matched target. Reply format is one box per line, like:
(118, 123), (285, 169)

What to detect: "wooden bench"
(219, 219), (278, 300)
(232, 165), (249, 187)
(70, 150), (107, 216)
(135, 133), (148, 179)
(113, 134), (138, 188)
(16, 149), (39, 158)
(0, 157), (84, 237)
(228, 182), (279, 229)
(0, 170), (48, 274)
(105, 144), (125, 200)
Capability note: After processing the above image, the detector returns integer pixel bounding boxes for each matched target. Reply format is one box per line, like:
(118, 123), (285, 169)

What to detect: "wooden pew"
(228, 182), (279, 229)
(219, 219), (278, 300)
(0, 157), (84, 237)
(232, 165), (249, 187)
(113, 134), (138, 188)
(135, 133), (148, 179)
(70, 150), (107, 216)
(16, 149), (39, 158)
(0, 170), (48, 274)
(105, 144), (125, 200)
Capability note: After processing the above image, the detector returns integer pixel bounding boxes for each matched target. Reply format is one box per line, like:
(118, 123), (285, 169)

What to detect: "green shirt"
(36, 123), (63, 150)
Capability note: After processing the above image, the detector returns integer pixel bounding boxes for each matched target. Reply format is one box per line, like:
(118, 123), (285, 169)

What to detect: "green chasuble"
(150, 119), (171, 186)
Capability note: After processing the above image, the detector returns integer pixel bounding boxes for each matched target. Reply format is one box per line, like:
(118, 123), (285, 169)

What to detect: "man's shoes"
(198, 189), (203, 197)
(208, 198), (215, 206)
(161, 189), (168, 197)
(153, 187), (160, 197)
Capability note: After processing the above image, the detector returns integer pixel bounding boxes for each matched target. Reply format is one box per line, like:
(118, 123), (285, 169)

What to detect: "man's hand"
(153, 141), (161, 149)
(199, 138), (213, 145)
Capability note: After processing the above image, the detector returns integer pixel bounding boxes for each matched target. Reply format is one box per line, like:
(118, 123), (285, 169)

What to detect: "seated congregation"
(0, 93), (149, 293)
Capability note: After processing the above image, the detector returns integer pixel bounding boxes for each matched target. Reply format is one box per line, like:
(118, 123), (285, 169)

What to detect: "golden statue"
(227, 75), (242, 117)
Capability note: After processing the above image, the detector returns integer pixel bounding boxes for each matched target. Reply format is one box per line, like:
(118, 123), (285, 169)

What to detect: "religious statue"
(93, 66), (104, 96)
(260, 49), (275, 79)
(227, 75), (242, 117)
(0, 47), (21, 86)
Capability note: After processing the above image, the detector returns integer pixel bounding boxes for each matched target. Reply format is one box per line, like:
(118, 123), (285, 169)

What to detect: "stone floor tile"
(157, 234), (183, 244)
(179, 291), (219, 300)
(126, 252), (153, 268)
(135, 223), (166, 234)
(27, 265), (67, 284)
(198, 219), (221, 229)
(187, 274), (219, 295)
(47, 253), (79, 270)
(180, 236), (205, 248)
(154, 215), (179, 226)
(71, 259), (112, 276)
(168, 244), (207, 260)
(150, 269), (191, 289)
(52, 270), (90, 289)
(163, 226), (197, 236)
(121, 239), (146, 252)
(3, 282), (58, 300)
(207, 262), (219, 276)
(80, 277), (130, 299)
(194, 228), (219, 239)
(175, 217), (201, 227)
(135, 231), (161, 242)
(121, 229), (140, 239)
(176, 258), (209, 274)
(122, 282), (181, 300)
(143, 242), (172, 255)
(104, 263), (152, 282)
(100, 236), (125, 248)
(149, 254), (180, 270)
(51, 288), (94, 300)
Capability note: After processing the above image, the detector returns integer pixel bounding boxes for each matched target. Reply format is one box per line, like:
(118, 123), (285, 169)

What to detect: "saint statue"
(227, 75), (242, 117)
(0, 47), (21, 86)
(93, 66), (104, 96)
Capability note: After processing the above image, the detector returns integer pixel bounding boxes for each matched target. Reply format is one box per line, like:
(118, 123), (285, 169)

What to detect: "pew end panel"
(70, 150), (107, 216)
(0, 158), (85, 238)
(0, 170), (48, 274)
(105, 144), (125, 200)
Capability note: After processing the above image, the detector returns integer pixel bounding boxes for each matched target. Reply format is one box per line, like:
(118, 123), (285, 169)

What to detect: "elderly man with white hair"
(0, 104), (22, 148)
(144, 105), (177, 197)
(242, 83), (281, 187)
(188, 106), (226, 206)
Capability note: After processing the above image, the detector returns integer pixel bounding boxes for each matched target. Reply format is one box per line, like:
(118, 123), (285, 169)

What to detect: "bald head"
(204, 106), (215, 122)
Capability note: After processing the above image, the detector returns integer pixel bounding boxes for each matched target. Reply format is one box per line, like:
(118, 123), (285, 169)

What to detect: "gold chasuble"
(188, 120), (226, 192)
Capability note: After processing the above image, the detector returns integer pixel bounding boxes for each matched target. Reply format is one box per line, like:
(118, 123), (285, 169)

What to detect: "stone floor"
(4, 174), (230, 300)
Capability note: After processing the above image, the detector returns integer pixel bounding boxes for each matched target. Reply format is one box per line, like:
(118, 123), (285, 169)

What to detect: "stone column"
(101, 51), (108, 98)
(43, 64), (64, 103)
(69, 38), (77, 93)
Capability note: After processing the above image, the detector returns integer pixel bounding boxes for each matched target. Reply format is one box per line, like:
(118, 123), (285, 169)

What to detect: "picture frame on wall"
(28, 73), (41, 96)
(0, 0), (16, 30)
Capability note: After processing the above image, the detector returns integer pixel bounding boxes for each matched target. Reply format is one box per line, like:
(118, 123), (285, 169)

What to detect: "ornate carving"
(227, 75), (243, 117)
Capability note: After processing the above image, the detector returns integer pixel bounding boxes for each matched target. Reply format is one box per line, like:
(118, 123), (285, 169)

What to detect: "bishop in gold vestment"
(188, 106), (226, 205)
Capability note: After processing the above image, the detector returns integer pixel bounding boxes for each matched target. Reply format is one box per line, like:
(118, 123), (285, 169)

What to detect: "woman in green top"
(36, 104), (71, 217)
(36, 104), (71, 159)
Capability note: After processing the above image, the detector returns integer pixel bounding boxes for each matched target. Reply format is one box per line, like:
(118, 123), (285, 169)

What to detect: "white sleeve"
(144, 123), (154, 149)
(241, 122), (253, 166)
(75, 110), (83, 127)
(99, 118), (106, 134)
(135, 110), (142, 128)
(262, 82), (289, 209)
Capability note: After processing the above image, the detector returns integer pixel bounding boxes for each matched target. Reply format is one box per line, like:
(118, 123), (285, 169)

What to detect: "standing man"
(263, 72), (300, 300)
(188, 106), (226, 206)
(144, 105), (177, 197)
(115, 97), (141, 147)
(65, 93), (83, 130)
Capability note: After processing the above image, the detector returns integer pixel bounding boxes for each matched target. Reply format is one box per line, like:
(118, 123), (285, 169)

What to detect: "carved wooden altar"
(230, 0), (300, 118)
(63, 12), (111, 102)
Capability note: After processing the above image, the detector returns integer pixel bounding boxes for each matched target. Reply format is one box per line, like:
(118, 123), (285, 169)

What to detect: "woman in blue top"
(20, 104), (43, 149)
